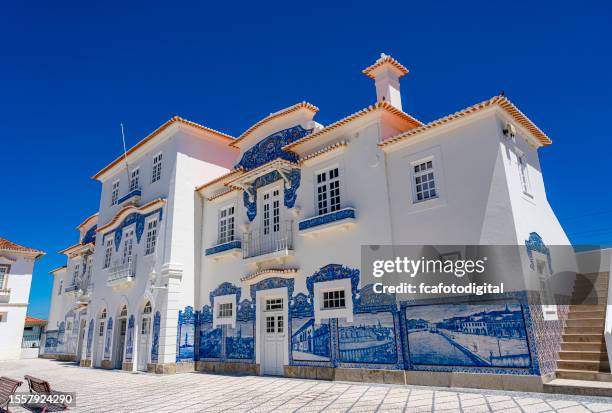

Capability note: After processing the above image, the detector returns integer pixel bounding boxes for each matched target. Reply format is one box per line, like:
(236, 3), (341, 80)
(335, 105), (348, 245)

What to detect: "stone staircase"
(545, 272), (611, 396)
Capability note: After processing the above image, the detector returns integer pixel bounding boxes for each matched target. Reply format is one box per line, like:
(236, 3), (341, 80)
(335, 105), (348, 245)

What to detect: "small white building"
(0, 237), (45, 361)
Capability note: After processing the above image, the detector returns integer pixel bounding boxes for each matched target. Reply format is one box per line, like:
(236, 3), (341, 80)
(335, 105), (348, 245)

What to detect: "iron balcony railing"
(242, 220), (293, 259)
(64, 283), (80, 294)
(107, 256), (137, 284)
(22, 333), (41, 348)
(0, 288), (10, 295)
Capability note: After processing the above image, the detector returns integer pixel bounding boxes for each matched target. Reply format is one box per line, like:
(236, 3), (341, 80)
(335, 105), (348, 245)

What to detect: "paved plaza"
(1, 359), (612, 412)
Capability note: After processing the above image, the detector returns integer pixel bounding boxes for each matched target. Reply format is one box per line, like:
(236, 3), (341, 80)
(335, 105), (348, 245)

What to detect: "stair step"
(558, 351), (608, 361)
(565, 318), (604, 327)
(567, 310), (605, 319)
(563, 326), (604, 335)
(569, 304), (606, 312)
(545, 378), (612, 397)
(555, 369), (612, 382)
(556, 359), (610, 371)
(560, 342), (606, 352)
(562, 334), (604, 343)
(569, 297), (608, 305)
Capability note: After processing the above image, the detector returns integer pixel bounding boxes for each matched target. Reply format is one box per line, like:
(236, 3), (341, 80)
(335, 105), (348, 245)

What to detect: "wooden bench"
(23, 375), (68, 412)
(0, 376), (22, 413)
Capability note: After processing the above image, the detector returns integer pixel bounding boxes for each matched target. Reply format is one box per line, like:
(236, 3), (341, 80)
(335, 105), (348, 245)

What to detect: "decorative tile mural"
(291, 318), (331, 362)
(199, 305), (222, 359)
(226, 321), (254, 360)
(151, 311), (160, 363)
(125, 315), (135, 362)
(405, 301), (530, 368)
(177, 306), (196, 362)
(86, 319), (94, 358)
(104, 317), (113, 360)
(338, 312), (398, 364)
(44, 330), (59, 354)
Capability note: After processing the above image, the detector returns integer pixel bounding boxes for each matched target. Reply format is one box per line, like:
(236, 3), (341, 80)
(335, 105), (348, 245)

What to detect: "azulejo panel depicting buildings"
(42, 53), (612, 392)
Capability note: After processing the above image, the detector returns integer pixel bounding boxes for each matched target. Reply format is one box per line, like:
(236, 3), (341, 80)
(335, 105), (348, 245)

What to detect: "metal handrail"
(107, 256), (137, 283)
(242, 220), (293, 259)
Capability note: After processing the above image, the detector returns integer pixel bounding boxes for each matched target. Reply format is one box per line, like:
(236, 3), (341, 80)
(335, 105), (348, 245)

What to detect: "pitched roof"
(231, 102), (319, 147)
(283, 101), (422, 151)
(0, 237), (45, 258)
(380, 95), (552, 148)
(363, 53), (409, 79)
(76, 213), (99, 230)
(92, 116), (235, 180)
(25, 316), (47, 325)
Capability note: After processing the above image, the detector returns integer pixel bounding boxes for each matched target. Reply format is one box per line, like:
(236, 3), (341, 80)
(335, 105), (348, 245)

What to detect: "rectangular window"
(141, 318), (150, 334)
(263, 193), (270, 235)
(265, 298), (283, 311)
(413, 160), (437, 202)
(0, 312), (7, 323)
(218, 303), (233, 318)
(518, 155), (532, 195)
(316, 167), (341, 215)
(103, 238), (113, 269)
(99, 322), (104, 336)
(218, 206), (235, 244)
(151, 153), (163, 183)
(277, 315), (284, 333)
(58, 280), (63, 295)
(129, 168), (140, 191)
(72, 264), (80, 285)
(323, 290), (346, 309)
(111, 180), (120, 205)
(0, 265), (8, 289)
(145, 219), (158, 255)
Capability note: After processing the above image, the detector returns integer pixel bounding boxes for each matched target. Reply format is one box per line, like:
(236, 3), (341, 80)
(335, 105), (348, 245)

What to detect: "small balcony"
(298, 207), (356, 237)
(107, 257), (137, 287)
(0, 288), (10, 301)
(205, 239), (242, 260)
(117, 188), (142, 206)
(77, 283), (94, 305)
(64, 283), (80, 295)
(242, 221), (294, 262)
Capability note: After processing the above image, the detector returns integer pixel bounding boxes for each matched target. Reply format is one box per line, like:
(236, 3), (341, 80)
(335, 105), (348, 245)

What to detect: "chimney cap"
(363, 53), (409, 79)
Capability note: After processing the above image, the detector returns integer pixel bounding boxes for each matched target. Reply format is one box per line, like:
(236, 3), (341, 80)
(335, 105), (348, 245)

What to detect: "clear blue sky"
(1, 1), (610, 320)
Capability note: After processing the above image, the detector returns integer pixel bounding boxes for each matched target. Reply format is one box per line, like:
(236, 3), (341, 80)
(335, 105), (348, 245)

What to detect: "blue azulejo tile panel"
(199, 321), (223, 359)
(177, 306), (196, 362)
(338, 312), (398, 364)
(405, 301), (530, 368)
(291, 318), (331, 362)
(298, 208), (356, 231)
(226, 321), (255, 360)
(205, 240), (241, 256)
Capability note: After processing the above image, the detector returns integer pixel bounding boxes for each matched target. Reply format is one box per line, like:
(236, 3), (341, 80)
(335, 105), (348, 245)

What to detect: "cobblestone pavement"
(1, 359), (612, 412)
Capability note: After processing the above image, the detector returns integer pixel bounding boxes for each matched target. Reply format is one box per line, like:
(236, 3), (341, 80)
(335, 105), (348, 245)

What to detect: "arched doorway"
(113, 305), (128, 369)
(137, 301), (152, 371)
(94, 308), (107, 367)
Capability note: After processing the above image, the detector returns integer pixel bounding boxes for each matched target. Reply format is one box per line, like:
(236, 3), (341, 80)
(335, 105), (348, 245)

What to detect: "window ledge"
(205, 240), (242, 259)
(0, 288), (10, 296)
(117, 189), (142, 206)
(298, 207), (356, 237)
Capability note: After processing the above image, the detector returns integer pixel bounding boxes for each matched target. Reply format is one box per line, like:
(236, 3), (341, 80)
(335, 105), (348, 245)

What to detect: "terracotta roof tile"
(0, 237), (45, 257)
(25, 316), (47, 325)
(363, 53), (409, 79)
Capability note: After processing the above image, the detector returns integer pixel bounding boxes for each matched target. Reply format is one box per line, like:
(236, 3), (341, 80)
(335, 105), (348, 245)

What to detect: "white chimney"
(362, 53), (409, 111)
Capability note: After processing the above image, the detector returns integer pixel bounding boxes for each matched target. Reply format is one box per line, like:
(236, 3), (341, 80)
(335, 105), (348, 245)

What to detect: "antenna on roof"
(120, 123), (130, 177)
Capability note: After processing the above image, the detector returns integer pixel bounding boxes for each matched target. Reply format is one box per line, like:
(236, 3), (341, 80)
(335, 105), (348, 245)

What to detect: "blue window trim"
(205, 240), (242, 256)
(298, 207), (355, 231)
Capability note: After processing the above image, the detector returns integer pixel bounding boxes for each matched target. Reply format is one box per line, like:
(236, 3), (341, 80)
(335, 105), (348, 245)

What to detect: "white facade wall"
(0, 252), (37, 361)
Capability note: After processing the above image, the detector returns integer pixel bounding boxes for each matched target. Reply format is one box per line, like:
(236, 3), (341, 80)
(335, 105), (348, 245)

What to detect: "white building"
(0, 237), (45, 361)
(46, 54), (610, 390)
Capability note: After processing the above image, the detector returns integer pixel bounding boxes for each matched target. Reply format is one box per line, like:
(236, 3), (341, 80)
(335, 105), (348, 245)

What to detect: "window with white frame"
(316, 167), (341, 215)
(111, 180), (120, 205)
(73, 263), (80, 283)
(218, 205), (235, 244)
(413, 160), (437, 202)
(145, 218), (158, 255)
(151, 153), (163, 183)
(103, 238), (113, 269)
(217, 302), (233, 318)
(0, 265), (8, 289)
(265, 298), (283, 311)
(518, 155), (532, 195)
(143, 301), (152, 314)
(322, 290), (346, 309)
(129, 168), (140, 191)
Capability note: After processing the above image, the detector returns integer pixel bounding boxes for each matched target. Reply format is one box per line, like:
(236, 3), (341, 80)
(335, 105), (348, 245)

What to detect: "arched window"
(120, 305), (128, 317)
(100, 309), (107, 319)
(143, 302), (152, 314)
